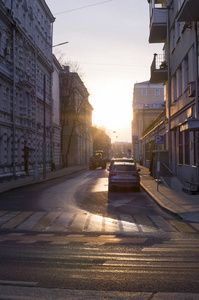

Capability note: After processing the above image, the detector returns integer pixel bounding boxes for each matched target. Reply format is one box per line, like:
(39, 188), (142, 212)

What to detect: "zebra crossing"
(142, 239), (199, 252)
(0, 210), (198, 234)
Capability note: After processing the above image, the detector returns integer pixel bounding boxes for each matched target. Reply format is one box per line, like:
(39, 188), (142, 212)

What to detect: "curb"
(140, 182), (180, 219)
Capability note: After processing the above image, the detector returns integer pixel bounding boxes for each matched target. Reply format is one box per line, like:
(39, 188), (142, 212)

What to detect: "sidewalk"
(139, 164), (199, 223)
(0, 165), (88, 194)
(0, 164), (199, 223)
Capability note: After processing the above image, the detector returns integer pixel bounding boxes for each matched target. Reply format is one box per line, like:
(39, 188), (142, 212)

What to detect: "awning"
(180, 119), (199, 131)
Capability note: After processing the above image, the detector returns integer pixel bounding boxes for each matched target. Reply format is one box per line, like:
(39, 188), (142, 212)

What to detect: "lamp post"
(33, 41), (69, 181)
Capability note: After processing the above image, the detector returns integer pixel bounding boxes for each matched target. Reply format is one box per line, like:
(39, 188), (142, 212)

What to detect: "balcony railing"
(150, 54), (168, 83)
(149, 8), (167, 43)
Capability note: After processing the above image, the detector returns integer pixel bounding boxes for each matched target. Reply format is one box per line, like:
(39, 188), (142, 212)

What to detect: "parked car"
(108, 162), (140, 192)
(108, 157), (136, 171)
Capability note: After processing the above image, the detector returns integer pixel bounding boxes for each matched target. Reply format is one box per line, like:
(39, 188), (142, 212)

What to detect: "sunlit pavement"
(1, 164), (199, 224)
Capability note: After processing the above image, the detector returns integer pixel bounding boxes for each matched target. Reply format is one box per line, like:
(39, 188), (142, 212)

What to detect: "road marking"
(1, 212), (33, 229)
(149, 215), (175, 232)
(120, 214), (139, 232)
(0, 211), (21, 227)
(133, 214), (156, 232)
(17, 211), (47, 230)
(0, 233), (148, 245)
(69, 211), (88, 232)
(169, 220), (197, 233)
(0, 210), (198, 234)
(86, 214), (103, 232)
(32, 212), (60, 231)
(104, 217), (120, 232)
(48, 212), (75, 231)
(0, 280), (38, 287)
(142, 247), (199, 252)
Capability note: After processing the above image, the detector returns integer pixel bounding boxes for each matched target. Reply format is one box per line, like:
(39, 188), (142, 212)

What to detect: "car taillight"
(110, 173), (117, 177)
(133, 173), (139, 177)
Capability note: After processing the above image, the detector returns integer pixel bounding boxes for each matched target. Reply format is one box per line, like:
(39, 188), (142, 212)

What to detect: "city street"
(0, 168), (199, 298)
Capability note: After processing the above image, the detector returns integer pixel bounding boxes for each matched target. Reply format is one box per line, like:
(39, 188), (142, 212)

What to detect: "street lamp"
(33, 41), (69, 181)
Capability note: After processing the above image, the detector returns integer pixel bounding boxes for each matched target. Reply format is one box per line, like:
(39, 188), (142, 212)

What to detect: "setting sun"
(90, 82), (133, 142)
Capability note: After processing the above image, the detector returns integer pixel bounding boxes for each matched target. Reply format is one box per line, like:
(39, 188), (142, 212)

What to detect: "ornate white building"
(0, 0), (55, 178)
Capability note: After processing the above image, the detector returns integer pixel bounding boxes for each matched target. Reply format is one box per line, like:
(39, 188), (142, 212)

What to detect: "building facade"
(60, 66), (93, 166)
(132, 81), (165, 163)
(52, 55), (62, 169)
(147, 0), (199, 188)
(0, 0), (55, 178)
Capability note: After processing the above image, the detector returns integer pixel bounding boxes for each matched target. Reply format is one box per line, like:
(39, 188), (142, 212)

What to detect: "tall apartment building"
(132, 81), (165, 163)
(0, 0), (55, 178)
(147, 0), (199, 187)
(60, 66), (93, 167)
(52, 55), (62, 169)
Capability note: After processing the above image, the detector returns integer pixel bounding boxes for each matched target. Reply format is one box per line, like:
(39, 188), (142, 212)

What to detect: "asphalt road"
(0, 168), (199, 298)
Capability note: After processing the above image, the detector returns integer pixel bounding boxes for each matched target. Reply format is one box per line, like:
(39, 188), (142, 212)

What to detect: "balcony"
(150, 54), (167, 83)
(177, 0), (199, 22)
(149, 8), (167, 43)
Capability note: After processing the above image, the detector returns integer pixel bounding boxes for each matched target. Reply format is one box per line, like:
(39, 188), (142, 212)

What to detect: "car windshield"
(113, 164), (136, 171)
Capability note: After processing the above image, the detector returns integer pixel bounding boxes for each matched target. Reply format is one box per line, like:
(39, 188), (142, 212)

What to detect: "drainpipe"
(12, 23), (16, 179)
(166, 2), (171, 167)
(194, 21), (199, 119)
(194, 21), (199, 188)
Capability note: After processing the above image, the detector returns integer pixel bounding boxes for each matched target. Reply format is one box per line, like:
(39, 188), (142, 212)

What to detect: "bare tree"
(60, 65), (91, 166)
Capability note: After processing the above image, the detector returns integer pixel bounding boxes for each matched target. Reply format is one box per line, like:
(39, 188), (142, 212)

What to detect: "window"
(171, 74), (177, 102)
(184, 131), (190, 165)
(142, 89), (147, 96)
(179, 131), (183, 164)
(0, 32), (2, 56)
(177, 66), (182, 98)
(171, 27), (176, 52)
(155, 89), (160, 96)
(182, 56), (189, 92)
(193, 131), (197, 166)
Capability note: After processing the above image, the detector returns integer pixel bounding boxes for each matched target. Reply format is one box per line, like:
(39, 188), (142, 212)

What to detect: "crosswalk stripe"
(69, 211), (89, 232)
(149, 215), (175, 232)
(133, 214), (156, 232)
(104, 217), (120, 232)
(0, 210), (198, 234)
(169, 220), (197, 233)
(32, 212), (60, 231)
(120, 214), (139, 232)
(48, 212), (75, 231)
(17, 212), (47, 230)
(0, 211), (21, 227)
(86, 214), (103, 232)
(1, 212), (33, 229)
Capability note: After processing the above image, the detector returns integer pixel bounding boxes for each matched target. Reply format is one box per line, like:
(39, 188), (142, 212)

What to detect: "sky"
(46, 0), (163, 142)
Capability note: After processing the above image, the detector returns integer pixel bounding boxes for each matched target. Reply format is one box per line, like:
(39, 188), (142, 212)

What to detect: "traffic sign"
(155, 135), (164, 145)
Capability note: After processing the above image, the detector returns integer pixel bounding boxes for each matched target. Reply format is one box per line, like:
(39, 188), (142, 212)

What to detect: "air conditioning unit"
(188, 82), (195, 97)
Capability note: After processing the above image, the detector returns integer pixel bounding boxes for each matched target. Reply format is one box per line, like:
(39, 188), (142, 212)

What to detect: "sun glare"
(91, 85), (132, 140)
